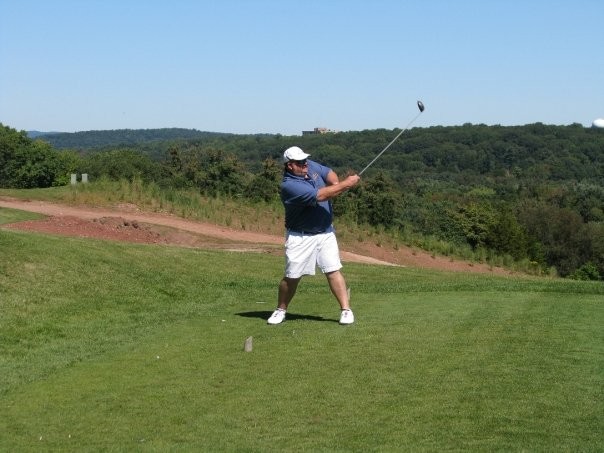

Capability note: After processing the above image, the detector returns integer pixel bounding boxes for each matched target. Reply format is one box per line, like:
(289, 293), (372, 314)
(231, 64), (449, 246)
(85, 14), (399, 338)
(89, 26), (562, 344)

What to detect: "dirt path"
(0, 197), (512, 274)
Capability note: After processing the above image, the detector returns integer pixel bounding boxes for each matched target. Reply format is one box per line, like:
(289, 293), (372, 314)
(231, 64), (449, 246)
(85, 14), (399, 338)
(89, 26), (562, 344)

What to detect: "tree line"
(3, 122), (604, 280)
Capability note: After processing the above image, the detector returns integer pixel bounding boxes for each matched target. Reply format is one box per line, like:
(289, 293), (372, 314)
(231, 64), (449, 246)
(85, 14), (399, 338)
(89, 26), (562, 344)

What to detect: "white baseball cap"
(282, 146), (310, 163)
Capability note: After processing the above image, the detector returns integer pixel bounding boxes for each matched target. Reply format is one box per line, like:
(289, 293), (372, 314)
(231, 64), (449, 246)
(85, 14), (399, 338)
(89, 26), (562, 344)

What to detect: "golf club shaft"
(359, 110), (423, 176)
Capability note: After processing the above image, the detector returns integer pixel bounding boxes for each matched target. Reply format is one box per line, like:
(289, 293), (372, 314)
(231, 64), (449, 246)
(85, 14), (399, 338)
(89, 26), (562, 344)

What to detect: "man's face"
(287, 159), (309, 177)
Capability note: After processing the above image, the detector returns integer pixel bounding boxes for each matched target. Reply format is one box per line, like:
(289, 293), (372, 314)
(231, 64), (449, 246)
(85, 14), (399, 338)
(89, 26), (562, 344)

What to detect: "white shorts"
(284, 230), (343, 278)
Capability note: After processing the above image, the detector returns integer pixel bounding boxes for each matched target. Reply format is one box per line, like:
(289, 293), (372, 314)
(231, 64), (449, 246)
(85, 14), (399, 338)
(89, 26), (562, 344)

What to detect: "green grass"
(0, 206), (45, 225)
(1, 221), (603, 451)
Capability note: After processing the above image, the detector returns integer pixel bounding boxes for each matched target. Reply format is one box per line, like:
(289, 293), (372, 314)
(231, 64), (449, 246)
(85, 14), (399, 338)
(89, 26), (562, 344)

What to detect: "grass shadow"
(236, 311), (338, 323)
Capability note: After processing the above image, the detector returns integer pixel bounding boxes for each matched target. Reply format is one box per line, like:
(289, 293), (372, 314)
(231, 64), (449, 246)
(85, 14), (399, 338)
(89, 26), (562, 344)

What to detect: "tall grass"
(0, 225), (602, 451)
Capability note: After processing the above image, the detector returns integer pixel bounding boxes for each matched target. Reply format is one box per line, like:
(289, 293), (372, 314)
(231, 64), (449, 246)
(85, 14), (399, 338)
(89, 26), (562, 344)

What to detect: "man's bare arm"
(317, 174), (360, 201)
(325, 170), (339, 186)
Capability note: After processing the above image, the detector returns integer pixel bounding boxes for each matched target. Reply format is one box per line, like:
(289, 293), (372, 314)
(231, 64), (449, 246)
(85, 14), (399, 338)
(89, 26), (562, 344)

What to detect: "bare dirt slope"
(0, 197), (512, 275)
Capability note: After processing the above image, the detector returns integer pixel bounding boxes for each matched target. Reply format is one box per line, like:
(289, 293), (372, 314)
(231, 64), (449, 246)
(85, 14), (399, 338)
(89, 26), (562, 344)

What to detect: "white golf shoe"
(339, 309), (354, 325)
(267, 308), (286, 325)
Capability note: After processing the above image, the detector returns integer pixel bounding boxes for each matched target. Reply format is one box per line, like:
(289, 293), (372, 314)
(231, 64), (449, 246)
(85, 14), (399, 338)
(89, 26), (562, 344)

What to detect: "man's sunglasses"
(291, 159), (308, 166)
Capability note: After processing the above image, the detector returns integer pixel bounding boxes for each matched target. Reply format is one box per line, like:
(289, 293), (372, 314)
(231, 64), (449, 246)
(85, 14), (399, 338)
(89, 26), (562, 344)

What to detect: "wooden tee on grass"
(244, 336), (253, 352)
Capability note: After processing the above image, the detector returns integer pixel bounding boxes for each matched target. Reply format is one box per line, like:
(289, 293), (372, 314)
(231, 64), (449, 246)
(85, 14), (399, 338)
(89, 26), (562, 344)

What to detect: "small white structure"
(592, 118), (604, 128)
(70, 173), (90, 185)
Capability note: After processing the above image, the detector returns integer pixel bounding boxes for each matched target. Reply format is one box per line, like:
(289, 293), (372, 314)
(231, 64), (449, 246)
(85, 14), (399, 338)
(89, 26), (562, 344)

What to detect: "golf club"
(358, 100), (425, 175)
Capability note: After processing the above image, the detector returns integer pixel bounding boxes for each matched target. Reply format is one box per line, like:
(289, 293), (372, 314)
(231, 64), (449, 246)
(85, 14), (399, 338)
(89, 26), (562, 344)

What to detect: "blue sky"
(1, 0), (602, 135)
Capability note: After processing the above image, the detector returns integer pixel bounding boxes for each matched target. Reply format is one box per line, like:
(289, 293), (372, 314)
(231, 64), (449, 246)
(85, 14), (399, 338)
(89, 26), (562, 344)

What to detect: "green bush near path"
(0, 225), (602, 451)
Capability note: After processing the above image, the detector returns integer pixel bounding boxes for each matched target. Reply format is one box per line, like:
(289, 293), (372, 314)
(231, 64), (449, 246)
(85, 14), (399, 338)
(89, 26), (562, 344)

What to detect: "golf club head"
(417, 100), (425, 112)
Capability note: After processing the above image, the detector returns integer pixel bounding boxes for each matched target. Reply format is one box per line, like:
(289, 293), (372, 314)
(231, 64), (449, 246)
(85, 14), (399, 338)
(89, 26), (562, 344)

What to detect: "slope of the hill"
(0, 197), (513, 275)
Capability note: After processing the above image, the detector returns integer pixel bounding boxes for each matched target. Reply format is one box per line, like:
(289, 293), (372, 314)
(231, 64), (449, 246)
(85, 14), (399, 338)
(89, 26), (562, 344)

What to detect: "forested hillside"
(3, 122), (603, 279)
(32, 128), (237, 151)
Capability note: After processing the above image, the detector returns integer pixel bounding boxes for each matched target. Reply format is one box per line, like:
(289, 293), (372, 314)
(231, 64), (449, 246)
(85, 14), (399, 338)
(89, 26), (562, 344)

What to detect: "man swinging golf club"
(267, 146), (361, 325)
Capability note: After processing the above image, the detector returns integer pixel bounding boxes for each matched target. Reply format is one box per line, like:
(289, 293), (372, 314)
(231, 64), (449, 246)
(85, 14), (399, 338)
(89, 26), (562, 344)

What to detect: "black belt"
(292, 230), (325, 235)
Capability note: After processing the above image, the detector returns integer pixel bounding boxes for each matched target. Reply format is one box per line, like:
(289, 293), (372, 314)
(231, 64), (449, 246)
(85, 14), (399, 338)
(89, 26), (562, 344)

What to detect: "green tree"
(0, 124), (69, 188)
(569, 262), (601, 281)
(354, 173), (402, 227)
(451, 202), (497, 249)
(81, 149), (163, 183)
(55, 150), (83, 186)
(245, 158), (281, 202)
(519, 203), (587, 276)
(486, 207), (529, 260)
(192, 149), (246, 197)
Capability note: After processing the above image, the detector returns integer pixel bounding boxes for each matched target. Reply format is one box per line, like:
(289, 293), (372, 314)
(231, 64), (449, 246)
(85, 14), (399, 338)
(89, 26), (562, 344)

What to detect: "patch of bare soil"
(0, 197), (513, 275)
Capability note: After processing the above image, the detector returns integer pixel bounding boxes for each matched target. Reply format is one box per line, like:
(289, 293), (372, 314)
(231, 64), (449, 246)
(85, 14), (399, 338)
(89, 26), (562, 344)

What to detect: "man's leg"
(277, 276), (301, 310)
(268, 277), (301, 325)
(325, 270), (350, 310)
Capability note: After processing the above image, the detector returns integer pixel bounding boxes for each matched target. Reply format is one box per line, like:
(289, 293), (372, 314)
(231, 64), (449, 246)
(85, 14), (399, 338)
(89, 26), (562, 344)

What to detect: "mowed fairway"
(1, 221), (603, 451)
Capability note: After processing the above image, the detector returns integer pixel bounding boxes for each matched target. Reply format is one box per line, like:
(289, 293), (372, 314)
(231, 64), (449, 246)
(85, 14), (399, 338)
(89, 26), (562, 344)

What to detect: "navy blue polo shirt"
(281, 160), (334, 234)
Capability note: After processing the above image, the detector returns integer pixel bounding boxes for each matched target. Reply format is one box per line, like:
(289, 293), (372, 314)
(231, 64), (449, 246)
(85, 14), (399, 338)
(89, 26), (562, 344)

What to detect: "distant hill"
(27, 130), (61, 138)
(33, 128), (236, 149)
